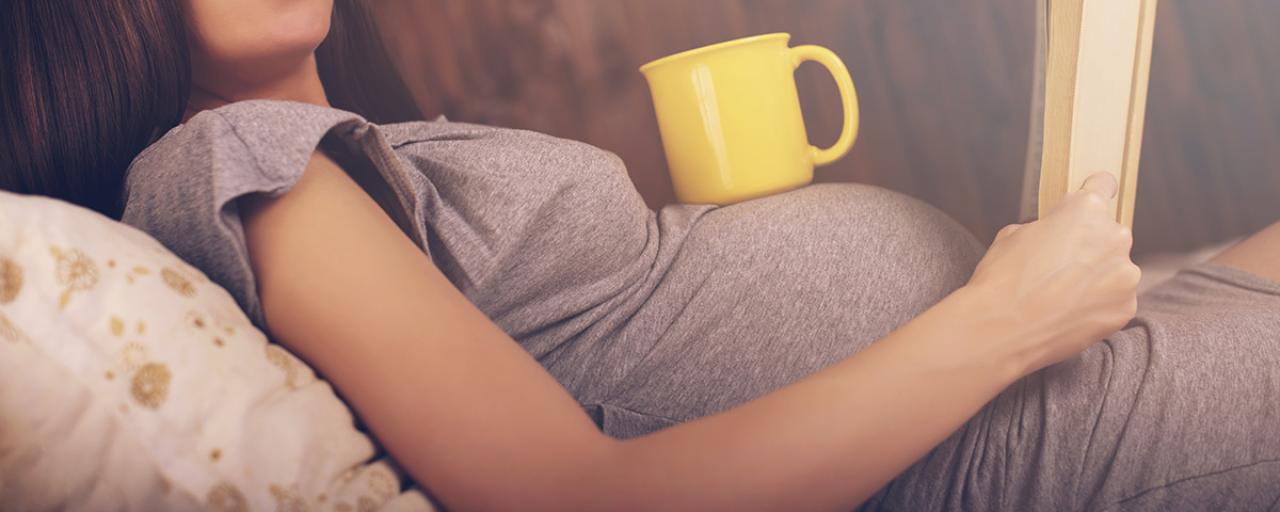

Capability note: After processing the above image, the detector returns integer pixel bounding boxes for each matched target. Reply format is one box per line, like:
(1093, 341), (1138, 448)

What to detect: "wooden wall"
(373, 0), (1280, 255)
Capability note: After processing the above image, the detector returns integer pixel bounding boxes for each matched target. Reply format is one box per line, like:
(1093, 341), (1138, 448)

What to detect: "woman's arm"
(242, 152), (1136, 511)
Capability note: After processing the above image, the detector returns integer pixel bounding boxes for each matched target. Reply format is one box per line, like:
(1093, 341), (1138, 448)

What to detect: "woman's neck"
(185, 54), (330, 122)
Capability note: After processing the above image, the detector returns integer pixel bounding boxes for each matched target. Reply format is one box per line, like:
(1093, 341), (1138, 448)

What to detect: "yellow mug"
(641, 33), (860, 205)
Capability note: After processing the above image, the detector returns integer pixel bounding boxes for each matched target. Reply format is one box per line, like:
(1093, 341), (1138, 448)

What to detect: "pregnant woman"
(4, 1), (1279, 510)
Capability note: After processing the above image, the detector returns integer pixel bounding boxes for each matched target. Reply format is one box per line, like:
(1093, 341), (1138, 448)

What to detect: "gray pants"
(549, 184), (1280, 511)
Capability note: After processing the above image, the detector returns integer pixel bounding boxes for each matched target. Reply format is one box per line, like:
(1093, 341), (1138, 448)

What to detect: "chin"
(265, 2), (334, 53)
(188, 0), (335, 71)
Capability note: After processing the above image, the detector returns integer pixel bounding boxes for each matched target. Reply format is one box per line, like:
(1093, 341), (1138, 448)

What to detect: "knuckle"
(1111, 226), (1135, 247)
(1120, 263), (1143, 287)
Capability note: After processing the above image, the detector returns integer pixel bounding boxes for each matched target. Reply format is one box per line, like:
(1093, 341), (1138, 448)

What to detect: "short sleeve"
(121, 100), (367, 328)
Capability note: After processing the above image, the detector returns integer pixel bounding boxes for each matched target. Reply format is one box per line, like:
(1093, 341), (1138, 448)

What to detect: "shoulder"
(123, 101), (372, 227)
(128, 101), (366, 192)
(120, 100), (369, 325)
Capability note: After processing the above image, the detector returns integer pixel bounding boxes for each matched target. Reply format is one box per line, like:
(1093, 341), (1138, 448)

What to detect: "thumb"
(1079, 172), (1119, 200)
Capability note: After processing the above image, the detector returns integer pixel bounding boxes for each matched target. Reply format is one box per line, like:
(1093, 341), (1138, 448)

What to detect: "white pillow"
(0, 191), (435, 512)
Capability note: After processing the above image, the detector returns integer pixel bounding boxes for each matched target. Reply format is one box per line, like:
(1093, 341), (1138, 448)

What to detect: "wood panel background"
(373, 0), (1280, 255)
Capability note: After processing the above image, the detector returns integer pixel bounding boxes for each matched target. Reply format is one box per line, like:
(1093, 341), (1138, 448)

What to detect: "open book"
(1023, 0), (1160, 228)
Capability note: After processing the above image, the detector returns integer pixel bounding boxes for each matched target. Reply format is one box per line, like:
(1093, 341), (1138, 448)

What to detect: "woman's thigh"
(867, 262), (1280, 511)
(585, 183), (986, 437)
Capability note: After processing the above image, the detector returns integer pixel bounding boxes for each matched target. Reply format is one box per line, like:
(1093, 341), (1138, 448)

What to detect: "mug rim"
(639, 33), (791, 74)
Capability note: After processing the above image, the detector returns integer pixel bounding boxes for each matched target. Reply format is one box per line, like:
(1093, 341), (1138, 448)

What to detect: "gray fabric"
(867, 263), (1280, 511)
(123, 100), (1280, 510)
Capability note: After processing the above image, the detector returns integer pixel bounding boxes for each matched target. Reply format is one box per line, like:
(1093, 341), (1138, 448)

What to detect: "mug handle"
(790, 45), (860, 166)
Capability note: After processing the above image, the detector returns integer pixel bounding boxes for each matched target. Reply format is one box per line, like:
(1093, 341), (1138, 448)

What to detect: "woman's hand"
(965, 172), (1141, 376)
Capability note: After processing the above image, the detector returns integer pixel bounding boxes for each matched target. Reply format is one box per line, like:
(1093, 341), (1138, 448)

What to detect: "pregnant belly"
(669, 183), (985, 344)
(560, 183), (988, 436)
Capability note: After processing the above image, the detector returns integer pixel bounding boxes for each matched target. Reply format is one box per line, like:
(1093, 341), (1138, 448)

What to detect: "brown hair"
(0, 0), (422, 217)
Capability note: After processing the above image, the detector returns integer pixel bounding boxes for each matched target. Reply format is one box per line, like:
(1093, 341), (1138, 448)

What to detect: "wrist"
(924, 284), (1038, 384)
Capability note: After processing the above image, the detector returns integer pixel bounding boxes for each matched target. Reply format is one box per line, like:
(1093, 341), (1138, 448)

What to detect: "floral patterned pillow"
(0, 191), (435, 512)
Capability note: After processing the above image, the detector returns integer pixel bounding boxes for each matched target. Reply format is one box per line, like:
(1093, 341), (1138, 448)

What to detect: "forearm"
(598, 285), (1024, 510)
(357, 284), (1022, 512)
(373, 285), (1022, 512)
